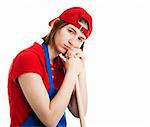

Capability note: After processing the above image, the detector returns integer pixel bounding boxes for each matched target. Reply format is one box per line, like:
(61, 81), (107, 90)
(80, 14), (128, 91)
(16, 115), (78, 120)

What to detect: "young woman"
(8, 7), (92, 127)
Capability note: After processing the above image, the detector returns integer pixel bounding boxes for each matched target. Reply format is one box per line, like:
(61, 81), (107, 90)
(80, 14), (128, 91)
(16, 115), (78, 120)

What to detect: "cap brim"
(49, 18), (57, 26)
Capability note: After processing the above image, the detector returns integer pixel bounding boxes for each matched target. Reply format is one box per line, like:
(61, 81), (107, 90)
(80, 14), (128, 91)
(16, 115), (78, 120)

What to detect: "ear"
(49, 18), (60, 27)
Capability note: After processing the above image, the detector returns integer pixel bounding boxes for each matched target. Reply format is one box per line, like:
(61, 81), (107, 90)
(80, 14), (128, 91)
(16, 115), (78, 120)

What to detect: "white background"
(0, 0), (150, 127)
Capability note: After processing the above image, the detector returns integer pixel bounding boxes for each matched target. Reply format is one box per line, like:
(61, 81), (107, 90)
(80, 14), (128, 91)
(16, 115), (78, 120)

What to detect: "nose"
(68, 38), (73, 47)
(68, 38), (76, 48)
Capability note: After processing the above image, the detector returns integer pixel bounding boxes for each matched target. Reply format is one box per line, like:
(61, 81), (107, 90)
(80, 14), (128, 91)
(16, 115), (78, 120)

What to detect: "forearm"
(78, 68), (88, 115)
(68, 68), (88, 117)
(48, 70), (77, 126)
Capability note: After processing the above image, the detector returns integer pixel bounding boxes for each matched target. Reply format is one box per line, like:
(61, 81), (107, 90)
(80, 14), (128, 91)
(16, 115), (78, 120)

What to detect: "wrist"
(66, 68), (78, 77)
(79, 66), (85, 75)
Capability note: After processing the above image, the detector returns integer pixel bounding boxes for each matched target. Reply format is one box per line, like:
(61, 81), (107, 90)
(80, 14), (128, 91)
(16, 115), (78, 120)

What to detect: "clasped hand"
(64, 48), (85, 76)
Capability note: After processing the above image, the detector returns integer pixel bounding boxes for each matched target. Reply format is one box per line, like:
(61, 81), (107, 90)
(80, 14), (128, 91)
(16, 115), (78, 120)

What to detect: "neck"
(48, 44), (59, 64)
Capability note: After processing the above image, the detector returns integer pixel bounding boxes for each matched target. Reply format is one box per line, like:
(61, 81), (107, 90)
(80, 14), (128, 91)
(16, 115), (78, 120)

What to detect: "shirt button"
(52, 75), (54, 79)
(51, 67), (54, 71)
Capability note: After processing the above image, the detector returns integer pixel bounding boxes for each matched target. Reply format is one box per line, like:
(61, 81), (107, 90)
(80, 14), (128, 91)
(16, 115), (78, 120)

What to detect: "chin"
(58, 47), (66, 54)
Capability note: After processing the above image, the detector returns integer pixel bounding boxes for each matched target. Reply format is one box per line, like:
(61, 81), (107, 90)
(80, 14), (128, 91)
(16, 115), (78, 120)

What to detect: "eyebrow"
(68, 27), (76, 33)
(68, 26), (86, 40)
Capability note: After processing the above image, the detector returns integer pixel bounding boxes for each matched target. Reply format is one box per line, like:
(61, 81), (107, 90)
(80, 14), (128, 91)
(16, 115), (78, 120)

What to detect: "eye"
(78, 37), (84, 42)
(68, 29), (73, 33)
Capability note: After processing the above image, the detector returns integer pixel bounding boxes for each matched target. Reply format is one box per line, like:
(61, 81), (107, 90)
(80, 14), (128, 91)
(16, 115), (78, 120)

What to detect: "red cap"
(49, 7), (92, 39)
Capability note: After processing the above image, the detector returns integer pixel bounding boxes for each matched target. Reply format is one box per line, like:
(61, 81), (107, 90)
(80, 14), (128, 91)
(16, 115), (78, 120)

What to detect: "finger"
(65, 49), (73, 58)
(74, 53), (85, 61)
(66, 48), (83, 59)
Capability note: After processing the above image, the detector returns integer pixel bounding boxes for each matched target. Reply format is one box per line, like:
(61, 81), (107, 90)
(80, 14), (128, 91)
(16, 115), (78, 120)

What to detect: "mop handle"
(75, 78), (86, 127)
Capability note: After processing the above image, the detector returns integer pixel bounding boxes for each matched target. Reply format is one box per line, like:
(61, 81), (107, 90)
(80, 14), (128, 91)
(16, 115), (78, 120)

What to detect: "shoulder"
(14, 42), (44, 64)
(10, 42), (45, 81)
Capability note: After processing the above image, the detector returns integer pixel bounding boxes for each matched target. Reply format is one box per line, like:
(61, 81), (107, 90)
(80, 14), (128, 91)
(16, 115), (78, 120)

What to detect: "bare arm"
(66, 48), (88, 117)
(68, 68), (88, 117)
(18, 69), (76, 127)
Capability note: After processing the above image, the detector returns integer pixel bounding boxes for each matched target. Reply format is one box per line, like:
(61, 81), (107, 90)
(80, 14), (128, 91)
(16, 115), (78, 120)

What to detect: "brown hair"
(42, 19), (68, 45)
(42, 18), (89, 50)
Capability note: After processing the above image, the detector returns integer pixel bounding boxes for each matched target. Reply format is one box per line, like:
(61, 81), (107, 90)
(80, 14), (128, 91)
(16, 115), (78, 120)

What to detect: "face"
(53, 22), (87, 54)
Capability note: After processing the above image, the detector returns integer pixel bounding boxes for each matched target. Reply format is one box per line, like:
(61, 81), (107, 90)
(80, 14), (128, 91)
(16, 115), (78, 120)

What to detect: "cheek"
(74, 40), (83, 49)
(55, 28), (73, 46)
(54, 32), (66, 46)
(58, 30), (70, 42)
(54, 31), (62, 43)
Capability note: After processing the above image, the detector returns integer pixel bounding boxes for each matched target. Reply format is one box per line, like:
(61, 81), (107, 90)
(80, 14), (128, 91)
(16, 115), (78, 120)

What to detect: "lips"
(64, 44), (70, 50)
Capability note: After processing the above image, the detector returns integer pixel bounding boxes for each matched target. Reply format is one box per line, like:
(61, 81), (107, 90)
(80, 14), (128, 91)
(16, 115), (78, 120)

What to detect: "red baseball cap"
(49, 7), (92, 39)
